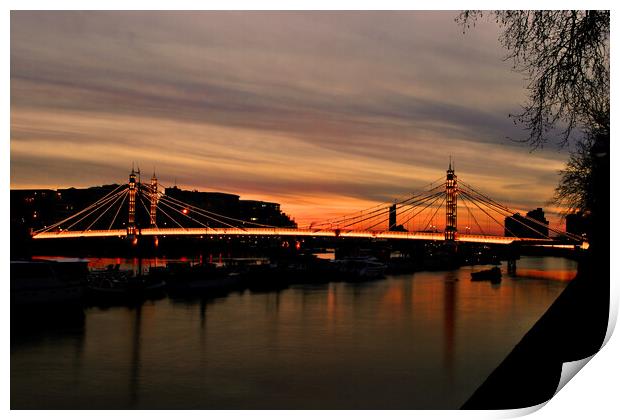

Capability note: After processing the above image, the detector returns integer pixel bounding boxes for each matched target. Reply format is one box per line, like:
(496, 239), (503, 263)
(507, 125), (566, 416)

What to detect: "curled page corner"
(554, 356), (594, 396)
(492, 354), (598, 417)
(603, 290), (618, 347)
(495, 401), (548, 418)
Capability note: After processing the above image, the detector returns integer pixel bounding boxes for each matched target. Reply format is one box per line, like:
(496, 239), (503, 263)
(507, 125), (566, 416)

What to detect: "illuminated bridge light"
(28, 227), (558, 246)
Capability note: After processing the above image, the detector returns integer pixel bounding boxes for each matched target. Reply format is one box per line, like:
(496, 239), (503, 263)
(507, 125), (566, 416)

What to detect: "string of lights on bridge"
(31, 164), (585, 246)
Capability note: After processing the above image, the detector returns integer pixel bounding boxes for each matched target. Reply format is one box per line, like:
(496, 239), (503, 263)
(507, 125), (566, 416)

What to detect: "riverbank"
(462, 250), (609, 409)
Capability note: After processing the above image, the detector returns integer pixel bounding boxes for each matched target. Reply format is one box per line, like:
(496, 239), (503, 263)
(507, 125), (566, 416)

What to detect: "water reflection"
(11, 310), (86, 408)
(11, 256), (576, 409)
(129, 304), (142, 407)
(443, 274), (457, 378)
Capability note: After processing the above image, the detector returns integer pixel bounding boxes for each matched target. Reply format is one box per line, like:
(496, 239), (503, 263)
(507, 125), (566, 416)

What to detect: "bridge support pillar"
(128, 167), (138, 236)
(507, 259), (517, 275)
(150, 172), (158, 227)
(445, 159), (457, 241)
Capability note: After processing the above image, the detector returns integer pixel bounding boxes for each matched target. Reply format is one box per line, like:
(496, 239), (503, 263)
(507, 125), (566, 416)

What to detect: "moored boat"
(87, 264), (165, 301)
(471, 266), (502, 283)
(336, 257), (387, 281)
(165, 262), (244, 294)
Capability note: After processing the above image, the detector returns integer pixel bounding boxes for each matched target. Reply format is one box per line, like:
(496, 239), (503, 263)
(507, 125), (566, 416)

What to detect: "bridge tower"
(128, 167), (138, 235)
(150, 172), (158, 227)
(445, 159), (458, 241)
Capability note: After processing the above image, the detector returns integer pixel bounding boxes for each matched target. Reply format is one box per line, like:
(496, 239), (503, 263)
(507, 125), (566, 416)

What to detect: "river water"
(11, 256), (576, 409)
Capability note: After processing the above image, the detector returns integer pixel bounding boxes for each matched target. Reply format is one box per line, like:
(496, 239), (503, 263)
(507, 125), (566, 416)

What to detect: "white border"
(4, 2), (618, 419)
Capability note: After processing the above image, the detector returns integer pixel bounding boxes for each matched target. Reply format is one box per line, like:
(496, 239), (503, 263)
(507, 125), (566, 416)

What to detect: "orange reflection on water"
(15, 255), (575, 409)
(514, 269), (576, 282)
(382, 284), (405, 311)
(326, 284), (338, 320)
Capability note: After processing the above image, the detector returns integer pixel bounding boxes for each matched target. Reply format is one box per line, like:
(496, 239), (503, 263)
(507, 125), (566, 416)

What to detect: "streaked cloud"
(11, 11), (570, 228)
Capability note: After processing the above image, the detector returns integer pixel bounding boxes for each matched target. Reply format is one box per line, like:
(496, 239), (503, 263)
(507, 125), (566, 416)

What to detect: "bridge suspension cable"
(304, 176), (445, 229)
(376, 191), (444, 231)
(83, 188), (128, 232)
(66, 188), (129, 232)
(391, 191), (445, 231)
(463, 192), (553, 240)
(136, 181), (238, 229)
(458, 179), (583, 241)
(459, 191), (521, 238)
(337, 189), (443, 231)
(156, 194), (244, 230)
(137, 194), (156, 228)
(317, 184), (445, 231)
(156, 196), (221, 230)
(108, 190), (128, 230)
(153, 199), (185, 229)
(460, 193), (487, 235)
(33, 183), (128, 234)
(421, 195), (446, 232)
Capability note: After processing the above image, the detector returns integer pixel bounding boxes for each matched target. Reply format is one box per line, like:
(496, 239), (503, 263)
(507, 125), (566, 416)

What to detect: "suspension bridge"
(30, 163), (585, 248)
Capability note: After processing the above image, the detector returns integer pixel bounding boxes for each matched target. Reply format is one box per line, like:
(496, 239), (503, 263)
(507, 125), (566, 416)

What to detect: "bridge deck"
(31, 227), (559, 245)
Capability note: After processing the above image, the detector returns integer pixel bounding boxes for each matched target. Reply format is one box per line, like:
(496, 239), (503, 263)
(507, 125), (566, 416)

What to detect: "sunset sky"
(10, 11), (572, 230)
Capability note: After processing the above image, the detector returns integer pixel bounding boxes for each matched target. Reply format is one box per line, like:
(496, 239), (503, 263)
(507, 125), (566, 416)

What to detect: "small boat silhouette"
(471, 266), (502, 284)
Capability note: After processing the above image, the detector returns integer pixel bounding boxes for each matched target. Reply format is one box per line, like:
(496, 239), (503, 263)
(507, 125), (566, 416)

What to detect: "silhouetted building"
(11, 189), (61, 231)
(239, 200), (296, 228)
(165, 187), (240, 222)
(164, 187), (296, 228)
(387, 203), (407, 232)
(11, 184), (297, 237)
(389, 204), (397, 229)
(504, 207), (549, 239)
(11, 185), (122, 232)
(566, 212), (590, 238)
